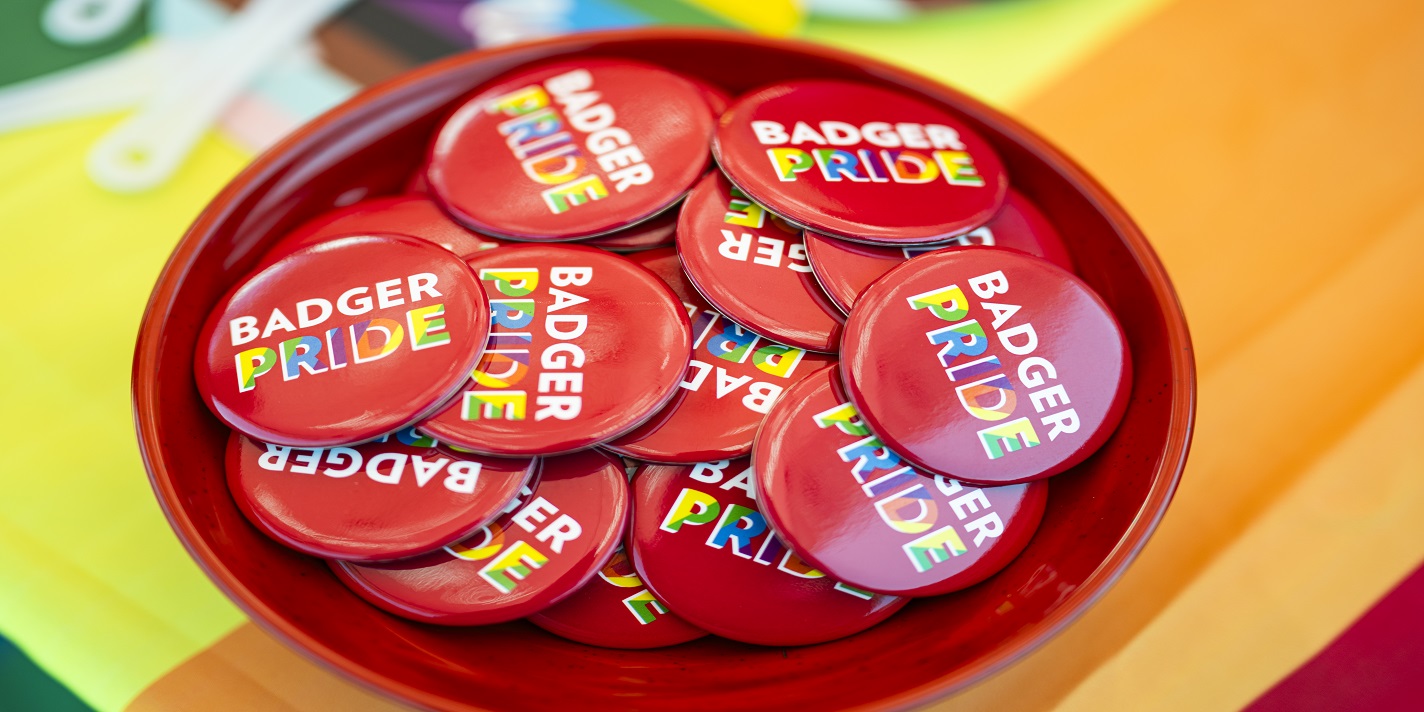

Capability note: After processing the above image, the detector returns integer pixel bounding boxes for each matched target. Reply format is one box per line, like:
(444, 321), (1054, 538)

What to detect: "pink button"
(839, 248), (1131, 484)
(754, 365), (1046, 595)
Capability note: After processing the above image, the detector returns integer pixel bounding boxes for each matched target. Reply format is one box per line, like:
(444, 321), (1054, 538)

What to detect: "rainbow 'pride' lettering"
(462, 264), (591, 424)
(463, 391), (527, 421)
(812, 402), (870, 436)
(816, 401), (945, 538)
(902, 526), (969, 573)
(477, 540), (550, 594)
(486, 82), (610, 215)
(681, 310), (810, 414)
(749, 120), (986, 186)
(485, 68), (654, 215)
(873, 485), (938, 535)
(446, 523), (507, 561)
(904, 280), (1053, 459)
(908, 284), (969, 321)
(458, 266), (543, 421)
(597, 554), (642, 588)
(977, 417), (1041, 459)
(596, 551), (671, 625)
(724, 185), (767, 228)
(690, 311), (808, 376)
(957, 374), (1017, 421)
(659, 477), (871, 600)
(765, 147), (984, 186)
(622, 589), (668, 625)
(235, 308), (449, 393)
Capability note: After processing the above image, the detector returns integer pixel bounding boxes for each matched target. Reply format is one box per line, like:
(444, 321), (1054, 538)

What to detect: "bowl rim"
(132, 27), (1196, 712)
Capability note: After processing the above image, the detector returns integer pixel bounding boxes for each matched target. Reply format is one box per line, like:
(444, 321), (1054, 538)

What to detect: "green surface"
(1, 637), (94, 712)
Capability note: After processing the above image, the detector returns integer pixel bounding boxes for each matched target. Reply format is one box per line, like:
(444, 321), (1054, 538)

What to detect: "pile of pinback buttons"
(193, 57), (1132, 650)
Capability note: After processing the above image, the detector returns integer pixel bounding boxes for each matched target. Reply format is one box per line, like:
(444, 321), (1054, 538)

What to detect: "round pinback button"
(804, 189), (1074, 313)
(604, 248), (835, 463)
(227, 426), (539, 562)
(581, 205), (678, 253)
(427, 58), (715, 241)
(754, 365), (1047, 596)
(628, 459), (907, 646)
(529, 546), (708, 649)
(331, 449), (628, 625)
(260, 196), (506, 267)
(676, 171), (844, 352)
(195, 234), (490, 447)
(840, 247), (1131, 485)
(712, 79), (1008, 245)
(418, 244), (692, 456)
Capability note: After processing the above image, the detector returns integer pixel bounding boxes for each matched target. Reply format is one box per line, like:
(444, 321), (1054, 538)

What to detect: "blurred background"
(2, 0), (1422, 710)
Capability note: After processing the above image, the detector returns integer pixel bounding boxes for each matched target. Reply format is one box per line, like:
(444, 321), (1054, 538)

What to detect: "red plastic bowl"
(133, 29), (1194, 712)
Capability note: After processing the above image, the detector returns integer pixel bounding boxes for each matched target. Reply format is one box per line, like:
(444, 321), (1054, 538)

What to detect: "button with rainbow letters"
(754, 365), (1046, 595)
(419, 244), (691, 456)
(227, 427), (538, 562)
(628, 459), (906, 646)
(530, 546), (707, 649)
(195, 234), (490, 447)
(428, 58), (715, 240)
(804, 189), (1073, 313)
(676, 171), (843, 352)
(260, 196), (506, 266)
(840, 247), (1131, 484)
(712, 79), (1007, 244)
(331, 449), (628, 625)
(604, 248), (834, 463)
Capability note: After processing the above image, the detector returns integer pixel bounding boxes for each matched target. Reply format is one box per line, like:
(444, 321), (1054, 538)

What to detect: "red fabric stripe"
(1246, 562), (1424, 711)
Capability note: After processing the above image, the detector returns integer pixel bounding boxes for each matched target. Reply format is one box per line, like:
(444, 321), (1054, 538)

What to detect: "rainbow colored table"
(3, 0), (1422, 708)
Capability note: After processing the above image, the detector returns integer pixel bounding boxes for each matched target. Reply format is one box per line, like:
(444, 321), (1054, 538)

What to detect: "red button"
(332, 449), (628, 625)
(604, 248), (835, 462)
(804, 189), (1073, 313)
(676, 171), (844, 352)
(428, 59), (715, 241)
(712, 79), (1008, 244)
(529, 547), (708, 649)
(840, 248), (1131, 484)
(628, 459), (907, 646)
(260, 196), (507, 267)
(754, 365), (1046, 595)
(419, 244), (691, 456)
(581, 205), (678, 252)
(195, 235), (490, 447)
(227, 427), (538, 562)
